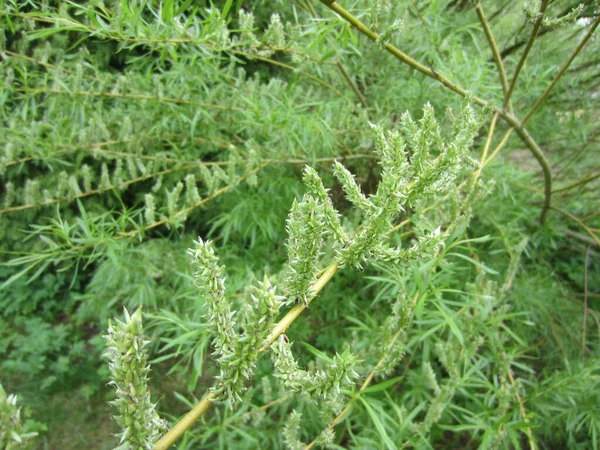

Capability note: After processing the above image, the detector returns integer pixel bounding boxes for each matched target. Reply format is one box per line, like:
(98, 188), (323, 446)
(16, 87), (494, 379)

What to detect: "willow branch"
(474, 2), (511, 110)
(582, 246), (591, 357)
(0, 165), (194, 215)
(523, 15), (600, 124)
(550, 206), (600, 248)
(16, 88), (243, 112)
(552, 171), (600, 194)
(154, 263), (339, 450)
(304, 324), (406, 450)
(504, 0), (549, 108)
(336, 61), (368, 108)
(500, 114), (552, 223)
(230, 51), (343, 96)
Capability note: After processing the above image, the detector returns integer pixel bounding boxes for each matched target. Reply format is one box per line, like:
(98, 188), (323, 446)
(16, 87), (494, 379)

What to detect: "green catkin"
(302, 166), (348, 246)
(151, 175), (162, 193)
(24, 180), (40, 205)
(135, 158), (147, 176)
(239, 10), (260, 52)
(113, 159), (124, 190)
(126, 158), (137, 179)
(144, 194), (156, 225)
(199, 164), (217, 195)
(264, 14), (285, 48)
(189, 240), (284, 408)
(331, 161), (374, 214)
(57, 171), (69, 197)
(100, 163), (111, 191)
(81, 165), (93, 192)
(104, 308), (165, 450)
(185, 174), (201, 205)
(282, 411), (305, 450)
(68, 175), (82, 197)
(0, 383), (38, 449)
(284, 195), (326, 305)
(3, 182), (14, 209)
(166, 182), (183, 217)
(42, 189), (53, 203)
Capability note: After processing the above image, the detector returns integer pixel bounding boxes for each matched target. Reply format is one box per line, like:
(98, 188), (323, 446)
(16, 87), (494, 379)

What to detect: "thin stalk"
(582, 246), (590, 357)
(523, 15), (600, 125)
(504, 0), (549, 108)
(231, 52), (343, 96)
(154, 395), (215, 450)
(550, 206), (600, 247)
(507, 368), (536, 450)
(304, 323), (408, 450)
(497, 114), (552, 224)
(552, 171), (600, 194)
(119, 162), (271, 238)
(4, 135), (234, 170)
(474, 3), (511, 111)
(62, 163), (270, 254)
(320, 1), (488, 107)
(474, 113), (499, 183)
(154, 262), (339, 450)
(336, 61), (368, 108)
(17, 88), (243, 112)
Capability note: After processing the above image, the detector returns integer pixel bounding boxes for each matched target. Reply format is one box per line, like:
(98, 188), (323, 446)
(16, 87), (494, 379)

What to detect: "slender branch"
(53, 163), (270, 255)
(498, 0), (596, 59)
(231, 52), (343, 96)
(507, 367), (536, 450)
(304, 321), (408, 450)
(260, 263), (339, 351)
(154, 263), (339, 450)
(504, 0), (549, 108)
(3, 135), (234, 169)
(483, 128), (513, 168)
(336, 61), (368, 108)
(0, 164), (195, 215)
(474, 3), (511, 110)
(523, 15), (600, 124)
(317, 0), (488, 108)
(562, 228), (600, 248)
(582, 246), (591, 357)
(552, 171), (600, 194)
(16, 88), (243, 112)
(119, 162), (271, 239)
(474, 113), (499, 183)
(154, 395), (215, 450)
(550, 206), (600, 247)
(500, 114), (552, 223)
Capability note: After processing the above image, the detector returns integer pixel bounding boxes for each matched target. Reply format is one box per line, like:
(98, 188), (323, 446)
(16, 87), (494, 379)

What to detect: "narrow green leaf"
(361, 376), (403, 394)
(357, 397), (396, 450)
(447, 252), (499, 275)
(301, 342), (333, 363)
(433, 301), (464, 345)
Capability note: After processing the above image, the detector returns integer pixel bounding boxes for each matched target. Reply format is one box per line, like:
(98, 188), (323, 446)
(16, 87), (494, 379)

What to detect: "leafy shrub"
(0, 1), (599, 449)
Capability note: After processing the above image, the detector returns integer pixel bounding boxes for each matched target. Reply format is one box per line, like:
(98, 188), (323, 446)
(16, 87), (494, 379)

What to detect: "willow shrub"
(0, 1), (599, 449)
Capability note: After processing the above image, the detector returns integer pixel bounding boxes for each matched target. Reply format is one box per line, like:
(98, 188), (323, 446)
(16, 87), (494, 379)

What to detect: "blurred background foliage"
(0, 0), (599, 448)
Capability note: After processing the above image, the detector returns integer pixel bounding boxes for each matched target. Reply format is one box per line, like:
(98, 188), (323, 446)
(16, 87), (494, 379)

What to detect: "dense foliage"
(0, 0), (599, 449)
